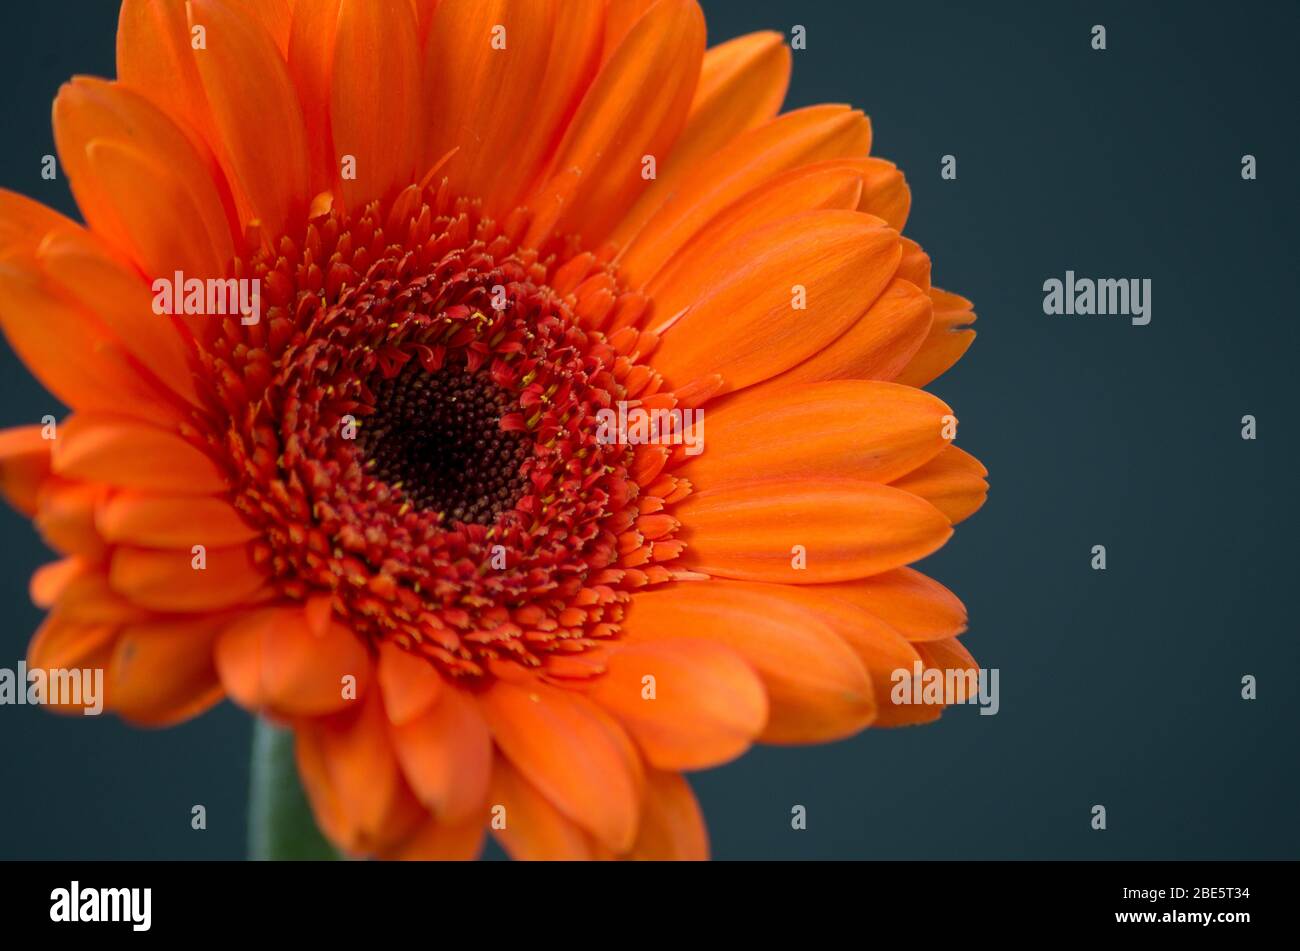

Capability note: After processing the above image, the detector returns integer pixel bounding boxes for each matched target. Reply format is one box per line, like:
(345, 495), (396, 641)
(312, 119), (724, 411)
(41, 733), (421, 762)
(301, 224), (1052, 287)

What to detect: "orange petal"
(421, 0), (608, 216)
(747, 278), (933, 391)
(679, 380), (952, 490)
(867, 635), (982, 727)
(411, 0), (440, 45)
(0, 188), (80, 261)
(52, 415), (230, 494)
(34, 481), (108, 557)
(811, 567), (968, 642)
(96, 491), (258, 548)
(898, 636), (982, 721)
(83, 137), (231, 276)
(0, 425), (52, 516)
(677, 478), (953, 583)
(601, 0), (657, 63)
(30, 557), (94, 610)
(930, 287), (974, 318)
(852, 157), (911, 231)
(891, 444), (988, 525)
(803, 602), (923, 728)
(724, 581), (931, 728)
(895, 328), (975, 388)
(37, 566), (154, 626)
(495, 0), (606, 211)
(25, 615), (118, 716)
(422, 0), (587, 213)
(626, 769), (709, 860)
(110, 544), (267, 612)
(376, 640), (443, 724)
(331, 0), (422, 211)
(894, 287), (976, 387)
(382, 812), (486, 861)
(478, 677), (642, 852)
(287, 0), (343, 197)
(896, 237), (931, 291)
(187, 0), (311, 236)
(293, 717), (355, 850)
(915, 636), (979, 685)
(13, 188), (204, 415)
(527, 0), (705, 246)
(391, 686), (492, 822)
(295, 694), (425, 855)
(109, 615), (227, 726)
(622, 583), (875, 743)
(587, 638), (767, 770)
(36, 231), (206, 410)
(611, 30), (790, 246)
(618, 105), (873, 286)
(27, 613), (117, 673)
(224, 0), (295, 54)
(51, 78), (236, 277)
(214, 606), (371, 716)
(685, 29), (791, 142)
(639, 159), (873, 307)
(0, 266), (183, 424)
(488, 753), (605, 860)
(648, 211), (900, 394)
(116, 0), (225, 180)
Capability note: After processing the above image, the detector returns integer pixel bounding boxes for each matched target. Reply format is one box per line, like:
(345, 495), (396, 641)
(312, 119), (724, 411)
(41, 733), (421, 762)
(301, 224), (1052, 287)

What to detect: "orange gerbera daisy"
(0, 0), (986, 860)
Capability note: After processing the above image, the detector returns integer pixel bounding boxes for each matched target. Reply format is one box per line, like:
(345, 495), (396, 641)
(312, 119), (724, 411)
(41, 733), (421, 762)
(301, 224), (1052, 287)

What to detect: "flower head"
(0, 0), (986, 859)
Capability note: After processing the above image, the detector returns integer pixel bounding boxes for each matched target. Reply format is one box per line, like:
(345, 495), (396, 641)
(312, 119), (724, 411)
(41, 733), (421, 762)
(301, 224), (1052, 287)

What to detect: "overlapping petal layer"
(0, 0), (984, 860)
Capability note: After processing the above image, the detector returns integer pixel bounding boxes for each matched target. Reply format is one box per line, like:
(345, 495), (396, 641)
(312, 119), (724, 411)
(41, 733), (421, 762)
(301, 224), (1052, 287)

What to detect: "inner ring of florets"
(256, 266), (637, 672)
(212, 187), (685, 677)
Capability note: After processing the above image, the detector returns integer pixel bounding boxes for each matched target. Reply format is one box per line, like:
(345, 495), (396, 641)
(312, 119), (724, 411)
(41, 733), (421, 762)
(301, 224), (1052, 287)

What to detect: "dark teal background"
(1, 0), (1296, 859)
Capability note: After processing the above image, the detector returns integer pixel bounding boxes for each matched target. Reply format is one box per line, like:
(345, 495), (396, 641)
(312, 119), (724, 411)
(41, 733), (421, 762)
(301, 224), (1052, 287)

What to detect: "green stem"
(247, 718), (339, 860)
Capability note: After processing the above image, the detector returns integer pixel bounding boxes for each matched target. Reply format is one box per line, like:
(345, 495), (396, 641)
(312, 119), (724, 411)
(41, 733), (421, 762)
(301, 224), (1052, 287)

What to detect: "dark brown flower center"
(357, 361), (531, 525)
